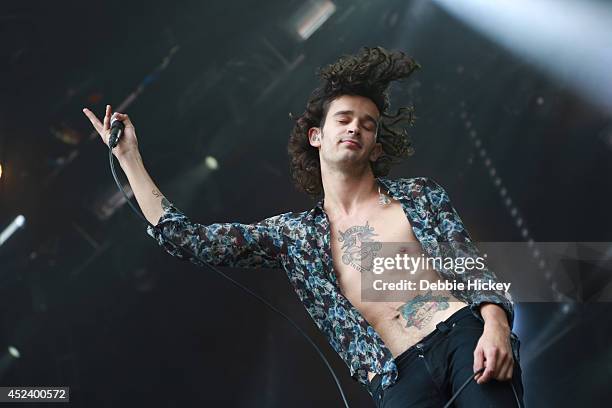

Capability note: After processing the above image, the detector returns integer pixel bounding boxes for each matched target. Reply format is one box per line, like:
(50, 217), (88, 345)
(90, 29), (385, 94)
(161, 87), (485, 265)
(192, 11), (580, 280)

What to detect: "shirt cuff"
(469, 295), (514, 329)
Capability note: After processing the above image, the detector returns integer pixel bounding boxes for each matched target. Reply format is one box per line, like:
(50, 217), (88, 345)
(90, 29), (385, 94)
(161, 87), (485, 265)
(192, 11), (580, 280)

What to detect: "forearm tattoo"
(338, 221), (382, 273)
(396, 290), (450, 329)
(152, 189), (173, 211)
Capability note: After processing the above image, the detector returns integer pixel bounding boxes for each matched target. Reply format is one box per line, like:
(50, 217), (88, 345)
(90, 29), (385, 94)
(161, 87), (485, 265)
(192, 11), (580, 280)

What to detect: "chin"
(335, 155), (369, 168)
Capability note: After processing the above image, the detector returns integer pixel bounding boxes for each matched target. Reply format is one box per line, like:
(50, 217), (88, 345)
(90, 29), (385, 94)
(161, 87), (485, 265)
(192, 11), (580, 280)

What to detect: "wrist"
(480, 303), (510, 330)
(118, 150), (142, 168)
(483, 319), (510, 332)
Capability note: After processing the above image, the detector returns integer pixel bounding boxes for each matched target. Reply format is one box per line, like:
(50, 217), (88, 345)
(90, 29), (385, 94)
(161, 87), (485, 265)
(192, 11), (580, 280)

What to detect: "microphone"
(109, 113), (125, 149)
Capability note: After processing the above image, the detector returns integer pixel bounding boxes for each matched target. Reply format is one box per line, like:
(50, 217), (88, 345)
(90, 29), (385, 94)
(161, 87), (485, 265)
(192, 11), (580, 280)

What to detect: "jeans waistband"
(368, 305), (473, 396)
(396, 305), (473, 364)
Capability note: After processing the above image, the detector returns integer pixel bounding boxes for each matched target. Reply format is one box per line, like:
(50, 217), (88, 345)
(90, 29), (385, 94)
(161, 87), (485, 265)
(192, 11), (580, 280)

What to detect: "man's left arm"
(425, 178), (515, 383)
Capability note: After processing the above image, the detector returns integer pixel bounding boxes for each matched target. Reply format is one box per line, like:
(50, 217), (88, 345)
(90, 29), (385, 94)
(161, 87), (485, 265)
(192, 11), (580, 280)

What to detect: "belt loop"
(436, 321), (451, 334)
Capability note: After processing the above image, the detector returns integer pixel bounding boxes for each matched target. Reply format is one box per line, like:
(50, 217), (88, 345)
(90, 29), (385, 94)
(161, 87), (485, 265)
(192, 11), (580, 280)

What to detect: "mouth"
(340, 139), (362, 148)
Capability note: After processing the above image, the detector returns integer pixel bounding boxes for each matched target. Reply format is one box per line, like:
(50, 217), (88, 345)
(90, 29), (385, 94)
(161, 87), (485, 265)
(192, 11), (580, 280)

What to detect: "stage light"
(289, 0), (336, 41)
(7, 346), (20, 359)
(15, 215), (25, 227)
(433, 0), (612, 112)
(204, 155), (219, 171)
(0, 215), (27, 247)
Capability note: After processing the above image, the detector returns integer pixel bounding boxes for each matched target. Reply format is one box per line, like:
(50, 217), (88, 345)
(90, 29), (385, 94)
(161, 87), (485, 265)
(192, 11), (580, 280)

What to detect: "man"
(83, 47), (524, 407)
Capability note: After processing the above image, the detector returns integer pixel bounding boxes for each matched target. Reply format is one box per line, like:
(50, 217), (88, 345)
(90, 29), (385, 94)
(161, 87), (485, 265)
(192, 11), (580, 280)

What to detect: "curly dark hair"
(287, 46), (421, 197)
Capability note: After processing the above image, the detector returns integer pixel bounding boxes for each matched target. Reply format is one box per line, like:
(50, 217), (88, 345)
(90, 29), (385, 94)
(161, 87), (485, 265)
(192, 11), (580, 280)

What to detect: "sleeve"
(424, 178), (515, 328)
(146, 203), (285, 269)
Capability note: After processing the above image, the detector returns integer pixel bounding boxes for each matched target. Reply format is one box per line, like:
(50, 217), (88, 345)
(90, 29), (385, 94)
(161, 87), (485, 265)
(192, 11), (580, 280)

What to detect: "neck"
(320, 163), (379, 219)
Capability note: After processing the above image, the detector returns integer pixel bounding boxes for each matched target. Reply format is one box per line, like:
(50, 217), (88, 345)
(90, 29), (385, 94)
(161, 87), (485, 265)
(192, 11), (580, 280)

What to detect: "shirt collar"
(312, 177), (397, 214)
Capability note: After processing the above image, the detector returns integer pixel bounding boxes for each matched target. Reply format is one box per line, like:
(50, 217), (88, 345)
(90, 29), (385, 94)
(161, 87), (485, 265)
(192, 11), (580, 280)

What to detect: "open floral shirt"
(146, 177), (516, 392)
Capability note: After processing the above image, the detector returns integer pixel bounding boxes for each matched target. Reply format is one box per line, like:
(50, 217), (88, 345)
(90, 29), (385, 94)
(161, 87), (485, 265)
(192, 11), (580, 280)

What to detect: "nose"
(346, 118), (361, 136)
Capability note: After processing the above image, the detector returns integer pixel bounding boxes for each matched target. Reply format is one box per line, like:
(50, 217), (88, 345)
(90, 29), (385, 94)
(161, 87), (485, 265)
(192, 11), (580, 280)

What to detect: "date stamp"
(0, 387), (69, 403)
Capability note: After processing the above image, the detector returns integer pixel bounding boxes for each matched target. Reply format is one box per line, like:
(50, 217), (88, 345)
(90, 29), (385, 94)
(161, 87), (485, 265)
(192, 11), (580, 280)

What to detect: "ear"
(369, 142), (383, 162)
(308, 127), (322, 148)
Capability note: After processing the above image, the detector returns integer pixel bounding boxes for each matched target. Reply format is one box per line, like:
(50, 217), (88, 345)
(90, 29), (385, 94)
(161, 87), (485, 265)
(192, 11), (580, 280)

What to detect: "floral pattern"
(146, 177), (515, 393)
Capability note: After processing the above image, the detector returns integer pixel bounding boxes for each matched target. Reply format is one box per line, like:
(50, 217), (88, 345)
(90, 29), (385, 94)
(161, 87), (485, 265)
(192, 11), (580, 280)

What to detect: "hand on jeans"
(473, 318), (514, 384)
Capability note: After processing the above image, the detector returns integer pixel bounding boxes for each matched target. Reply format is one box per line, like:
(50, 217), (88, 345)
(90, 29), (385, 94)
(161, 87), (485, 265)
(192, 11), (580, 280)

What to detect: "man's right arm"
(84, 107), (284, 269)
(83, 107), (165, 224)
(118, 151), (167, 226)
(120, 152), (285, 270)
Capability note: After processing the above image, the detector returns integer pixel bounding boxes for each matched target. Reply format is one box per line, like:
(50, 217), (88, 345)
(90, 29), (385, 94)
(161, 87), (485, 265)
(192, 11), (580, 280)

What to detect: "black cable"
(443, 367), (522, 408)
(443, 368), (484, 408)
(108, 148), (350, 408)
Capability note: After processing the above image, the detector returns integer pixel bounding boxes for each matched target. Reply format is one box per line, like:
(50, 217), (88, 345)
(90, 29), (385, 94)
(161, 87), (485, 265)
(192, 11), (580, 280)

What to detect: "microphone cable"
(443, 368), (522, 408)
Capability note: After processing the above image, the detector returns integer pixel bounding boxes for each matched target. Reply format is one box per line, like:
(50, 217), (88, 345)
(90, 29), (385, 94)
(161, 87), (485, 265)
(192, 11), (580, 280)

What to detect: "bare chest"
(330, 200), (417, 287)
(330, 200), (419, 327)
(328, 199), (466, 361)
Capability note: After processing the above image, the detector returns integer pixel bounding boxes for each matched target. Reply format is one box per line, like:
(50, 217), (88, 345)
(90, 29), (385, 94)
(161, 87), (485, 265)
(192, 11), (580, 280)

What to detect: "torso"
(328, 195), (467, 382)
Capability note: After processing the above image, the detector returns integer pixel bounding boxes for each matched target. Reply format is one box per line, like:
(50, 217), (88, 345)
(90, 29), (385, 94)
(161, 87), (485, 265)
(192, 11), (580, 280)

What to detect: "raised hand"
(82, 104), (139, 161)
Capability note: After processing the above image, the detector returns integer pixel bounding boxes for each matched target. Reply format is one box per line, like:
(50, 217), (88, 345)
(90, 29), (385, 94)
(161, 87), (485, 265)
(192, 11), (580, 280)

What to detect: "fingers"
(477, 348), (498, 384)
(103, 104), (111, 132)
(473, 347), (485, 375)
(492, 345), (513, 381)
(82, 107), (104, 135)
(82, 106), (135, 149)
(476, 349), (514, 384)
(473, 347), (486, 384)
(500, 360), (514, 381)
(496, 355), (514, 381)
(113, 112), (134, 129)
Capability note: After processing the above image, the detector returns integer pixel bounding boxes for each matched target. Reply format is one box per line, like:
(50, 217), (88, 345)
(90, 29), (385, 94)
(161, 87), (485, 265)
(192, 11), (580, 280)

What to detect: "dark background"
(1, 0), (611, 406)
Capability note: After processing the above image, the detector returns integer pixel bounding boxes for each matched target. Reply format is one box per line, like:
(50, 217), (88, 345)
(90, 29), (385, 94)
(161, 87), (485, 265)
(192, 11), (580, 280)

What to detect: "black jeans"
(367, 306), (524, 408)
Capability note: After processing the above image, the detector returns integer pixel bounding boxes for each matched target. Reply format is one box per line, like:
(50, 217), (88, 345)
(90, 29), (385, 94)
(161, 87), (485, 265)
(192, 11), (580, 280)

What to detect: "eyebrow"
(332, 110), (379, 126)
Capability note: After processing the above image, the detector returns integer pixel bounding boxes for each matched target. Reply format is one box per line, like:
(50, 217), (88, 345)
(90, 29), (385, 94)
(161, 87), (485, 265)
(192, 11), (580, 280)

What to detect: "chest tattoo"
(337, 221), (382, 272)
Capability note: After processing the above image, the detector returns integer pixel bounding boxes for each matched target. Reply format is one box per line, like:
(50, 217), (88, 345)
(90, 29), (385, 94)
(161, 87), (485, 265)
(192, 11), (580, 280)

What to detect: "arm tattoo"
(396, 290), (450, 329)
(337, 221), (382, 273)
(152, 189), (173, 211)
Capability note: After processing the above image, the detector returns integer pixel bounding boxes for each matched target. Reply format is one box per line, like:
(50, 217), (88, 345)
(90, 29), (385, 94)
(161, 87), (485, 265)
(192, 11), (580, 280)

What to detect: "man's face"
(308, 94), (383, 171)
